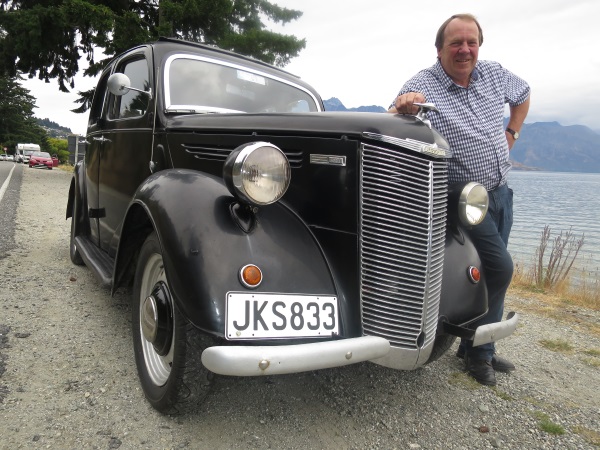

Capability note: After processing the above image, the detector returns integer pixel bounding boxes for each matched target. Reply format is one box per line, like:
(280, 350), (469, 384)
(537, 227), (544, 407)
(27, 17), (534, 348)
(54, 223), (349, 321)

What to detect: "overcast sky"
(23, 0), (600, 135)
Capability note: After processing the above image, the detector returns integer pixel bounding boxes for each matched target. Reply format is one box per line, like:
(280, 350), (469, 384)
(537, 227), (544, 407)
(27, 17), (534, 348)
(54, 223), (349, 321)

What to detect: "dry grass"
(511, 260), (599, 311)
(539, 339), (574, 353)
(572, 426), (600, 447)
(507, 283), (600, 338)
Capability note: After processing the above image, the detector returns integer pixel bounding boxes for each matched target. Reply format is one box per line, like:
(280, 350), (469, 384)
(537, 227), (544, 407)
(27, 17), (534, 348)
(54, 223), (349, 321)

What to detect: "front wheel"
(132, 232), (214, 415)
(425, 334), (456, 364)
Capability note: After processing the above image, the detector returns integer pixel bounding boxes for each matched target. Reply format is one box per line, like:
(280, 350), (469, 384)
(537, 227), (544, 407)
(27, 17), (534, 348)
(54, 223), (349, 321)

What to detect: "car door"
(95, 49), (155, 256)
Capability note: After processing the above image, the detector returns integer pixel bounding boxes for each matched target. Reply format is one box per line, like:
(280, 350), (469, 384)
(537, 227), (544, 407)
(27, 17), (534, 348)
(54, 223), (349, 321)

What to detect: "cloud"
(21, 0), (600, 132)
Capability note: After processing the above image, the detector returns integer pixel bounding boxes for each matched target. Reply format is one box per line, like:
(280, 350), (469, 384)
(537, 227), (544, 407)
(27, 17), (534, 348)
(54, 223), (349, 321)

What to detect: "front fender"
(66, 160), (89, 237)
(438, 226), (488, 327)
(127, 169), (337, 336)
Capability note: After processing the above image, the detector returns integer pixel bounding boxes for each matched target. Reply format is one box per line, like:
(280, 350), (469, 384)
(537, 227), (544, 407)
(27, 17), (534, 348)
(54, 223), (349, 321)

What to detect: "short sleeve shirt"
(396, 60), (530, 190)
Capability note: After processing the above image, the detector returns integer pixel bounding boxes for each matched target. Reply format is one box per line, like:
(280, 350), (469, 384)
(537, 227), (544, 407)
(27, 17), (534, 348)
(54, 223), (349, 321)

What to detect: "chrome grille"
(360, 144), (448, 349)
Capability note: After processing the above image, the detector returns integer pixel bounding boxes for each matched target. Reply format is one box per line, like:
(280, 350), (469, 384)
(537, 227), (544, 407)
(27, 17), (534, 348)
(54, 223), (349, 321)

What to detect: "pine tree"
(0, 0), (305, 112)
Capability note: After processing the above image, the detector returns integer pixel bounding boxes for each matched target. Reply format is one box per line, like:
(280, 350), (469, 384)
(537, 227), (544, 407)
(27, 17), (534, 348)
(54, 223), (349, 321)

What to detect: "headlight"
(457, 182), (488, 226)
(223, 142), (291, 206)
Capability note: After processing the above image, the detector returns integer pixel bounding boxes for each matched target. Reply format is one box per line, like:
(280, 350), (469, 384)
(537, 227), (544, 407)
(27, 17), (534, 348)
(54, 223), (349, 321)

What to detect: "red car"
(29, 151), (54, 169)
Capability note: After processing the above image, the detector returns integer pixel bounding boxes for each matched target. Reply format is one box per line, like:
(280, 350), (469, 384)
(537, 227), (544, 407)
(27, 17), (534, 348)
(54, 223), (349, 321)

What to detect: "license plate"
(226, 292), (338, 339)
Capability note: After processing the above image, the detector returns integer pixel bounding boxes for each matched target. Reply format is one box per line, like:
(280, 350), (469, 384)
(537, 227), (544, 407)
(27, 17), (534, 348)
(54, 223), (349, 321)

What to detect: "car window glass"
(165, 56), (319, 113)
(114, 58), (150, 119)
(89, 72), (109, 125)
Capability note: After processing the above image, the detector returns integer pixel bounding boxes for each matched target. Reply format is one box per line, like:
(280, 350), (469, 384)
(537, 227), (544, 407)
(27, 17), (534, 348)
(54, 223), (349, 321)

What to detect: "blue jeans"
(459, 184), (514, 361)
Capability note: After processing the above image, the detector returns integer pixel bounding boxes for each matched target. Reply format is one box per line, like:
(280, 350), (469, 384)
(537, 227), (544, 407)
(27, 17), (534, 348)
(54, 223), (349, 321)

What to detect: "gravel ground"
(0, 166), (599, 450)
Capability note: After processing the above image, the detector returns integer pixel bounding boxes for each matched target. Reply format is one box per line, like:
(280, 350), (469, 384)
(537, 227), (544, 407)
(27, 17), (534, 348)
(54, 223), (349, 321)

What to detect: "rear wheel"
(69, 192), (84, 266)
(132, 232), (214, 414)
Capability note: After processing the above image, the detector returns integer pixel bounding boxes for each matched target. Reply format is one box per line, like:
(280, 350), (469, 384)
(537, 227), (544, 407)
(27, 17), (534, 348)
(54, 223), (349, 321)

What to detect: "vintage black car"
(67, 37), (518, 414)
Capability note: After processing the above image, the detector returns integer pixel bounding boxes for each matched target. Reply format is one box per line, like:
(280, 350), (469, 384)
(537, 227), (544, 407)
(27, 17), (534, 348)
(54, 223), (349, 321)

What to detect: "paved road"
(0, 162), (23, 258)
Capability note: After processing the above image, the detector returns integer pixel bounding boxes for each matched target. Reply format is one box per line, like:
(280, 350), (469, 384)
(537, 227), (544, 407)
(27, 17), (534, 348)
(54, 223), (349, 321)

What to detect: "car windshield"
(24, 150), (35, 156)
(32, 152), (51, 158)
(164, 55), (320, 114)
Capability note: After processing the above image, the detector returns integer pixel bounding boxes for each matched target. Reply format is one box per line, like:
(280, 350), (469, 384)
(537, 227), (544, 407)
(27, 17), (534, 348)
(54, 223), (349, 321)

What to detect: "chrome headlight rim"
(458, 182), (489, 226)
(224, 141), (291, 206)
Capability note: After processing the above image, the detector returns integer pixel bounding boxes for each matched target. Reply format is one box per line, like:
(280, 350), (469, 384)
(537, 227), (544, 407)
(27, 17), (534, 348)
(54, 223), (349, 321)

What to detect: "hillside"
(323, 98), (600, 173)
(35, 117), (72, 138)
(511, 122), (600, 172)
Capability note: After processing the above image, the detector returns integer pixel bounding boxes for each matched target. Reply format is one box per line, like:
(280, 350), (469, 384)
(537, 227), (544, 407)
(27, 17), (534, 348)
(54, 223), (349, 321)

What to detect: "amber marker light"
(240, 264), (263, 289)
(467, 266), (481, 284)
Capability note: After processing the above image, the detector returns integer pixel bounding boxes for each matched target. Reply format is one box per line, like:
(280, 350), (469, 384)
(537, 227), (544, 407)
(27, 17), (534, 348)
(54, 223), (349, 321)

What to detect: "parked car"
(3, 154), (14, 162)
(22, 150), (36, 164)
(0, 154), (6, 161)
(67, 38), (518, 414)
(29, 151), (54, 169)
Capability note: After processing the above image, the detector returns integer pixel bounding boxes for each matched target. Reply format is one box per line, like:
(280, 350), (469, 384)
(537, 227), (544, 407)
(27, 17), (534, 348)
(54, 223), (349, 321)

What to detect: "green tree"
(0, 0), (305, 112)
(47, 137), (69, 164)
(0, 75), (47, 152)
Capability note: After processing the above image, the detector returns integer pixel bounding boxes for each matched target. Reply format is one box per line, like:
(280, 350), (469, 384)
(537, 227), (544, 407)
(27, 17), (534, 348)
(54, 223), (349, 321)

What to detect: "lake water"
(507, 171), (600, 286)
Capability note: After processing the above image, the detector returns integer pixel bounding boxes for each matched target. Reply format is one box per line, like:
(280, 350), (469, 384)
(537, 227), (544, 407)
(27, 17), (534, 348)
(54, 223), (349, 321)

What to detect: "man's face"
(437, 18), (480, 86)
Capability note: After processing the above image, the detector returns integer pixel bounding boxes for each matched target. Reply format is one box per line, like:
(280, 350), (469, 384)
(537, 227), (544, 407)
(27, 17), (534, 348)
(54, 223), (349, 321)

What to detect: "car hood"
(164, 111), (440, 145)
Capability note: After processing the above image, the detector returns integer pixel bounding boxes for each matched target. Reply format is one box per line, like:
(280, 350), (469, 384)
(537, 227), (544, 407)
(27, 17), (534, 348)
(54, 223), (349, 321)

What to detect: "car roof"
(102, 37), (319, 98)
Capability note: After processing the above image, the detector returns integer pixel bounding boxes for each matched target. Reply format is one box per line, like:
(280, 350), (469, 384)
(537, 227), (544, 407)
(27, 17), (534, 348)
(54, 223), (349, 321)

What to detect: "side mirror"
(107, 73), (132, 96)
(107, 73), (153, 99)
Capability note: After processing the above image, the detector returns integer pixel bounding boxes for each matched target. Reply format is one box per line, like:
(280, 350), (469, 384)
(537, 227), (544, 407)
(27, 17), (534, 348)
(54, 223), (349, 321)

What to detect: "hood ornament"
(413, 103), (438, 129)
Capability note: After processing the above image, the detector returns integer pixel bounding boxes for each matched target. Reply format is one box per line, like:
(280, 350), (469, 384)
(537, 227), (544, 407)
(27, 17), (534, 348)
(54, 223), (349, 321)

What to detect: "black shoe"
(456, 349), (515, 373)
(466, 357), (496, 386)
(490, 355), (515, 373)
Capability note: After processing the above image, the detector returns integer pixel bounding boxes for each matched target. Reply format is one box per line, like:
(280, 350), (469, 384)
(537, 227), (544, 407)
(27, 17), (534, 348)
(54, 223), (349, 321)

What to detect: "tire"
(424, 334), (456, 365)
(132, 232), (214, 415)
(69, 192), (84, 266)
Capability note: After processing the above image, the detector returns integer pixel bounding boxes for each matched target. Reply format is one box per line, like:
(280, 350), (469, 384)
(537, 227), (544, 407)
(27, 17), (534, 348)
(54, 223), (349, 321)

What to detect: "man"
(389, 13), (530, 386)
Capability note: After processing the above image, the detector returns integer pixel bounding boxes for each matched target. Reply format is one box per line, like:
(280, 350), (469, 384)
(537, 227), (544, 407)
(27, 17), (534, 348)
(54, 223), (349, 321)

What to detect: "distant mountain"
(510, 121), (600, 173)
(323, 97), (386, 113)
(323, 98), (600, 173)
(36, 117), (72, 138)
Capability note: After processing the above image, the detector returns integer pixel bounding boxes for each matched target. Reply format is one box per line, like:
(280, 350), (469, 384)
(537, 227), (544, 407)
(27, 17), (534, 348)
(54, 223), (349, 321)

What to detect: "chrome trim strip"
(201, 336), (390, 376)
(310, 154), (347, 166)
(362, 132), (451, 158)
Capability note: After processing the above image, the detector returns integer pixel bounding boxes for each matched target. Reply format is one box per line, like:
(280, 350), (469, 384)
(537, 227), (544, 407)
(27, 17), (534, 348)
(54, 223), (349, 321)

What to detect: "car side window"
(111, 58), (150, 119)
(88, 72), (109, 126)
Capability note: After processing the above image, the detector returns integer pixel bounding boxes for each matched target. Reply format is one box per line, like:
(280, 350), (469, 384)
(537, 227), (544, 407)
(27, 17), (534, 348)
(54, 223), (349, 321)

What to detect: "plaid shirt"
(395, 60), (530, 190)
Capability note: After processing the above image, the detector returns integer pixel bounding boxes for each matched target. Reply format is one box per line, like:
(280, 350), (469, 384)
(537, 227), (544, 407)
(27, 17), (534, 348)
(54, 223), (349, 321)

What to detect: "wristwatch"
(506, 127), (520, 140)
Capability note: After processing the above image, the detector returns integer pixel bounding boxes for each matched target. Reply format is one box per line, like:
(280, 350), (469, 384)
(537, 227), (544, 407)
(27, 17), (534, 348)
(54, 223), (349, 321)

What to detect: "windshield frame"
(163, 53), (322, 114)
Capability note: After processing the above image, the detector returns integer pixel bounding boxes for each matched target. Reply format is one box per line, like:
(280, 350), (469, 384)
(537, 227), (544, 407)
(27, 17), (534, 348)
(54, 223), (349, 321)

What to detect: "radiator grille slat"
(360, 144), (448, 349)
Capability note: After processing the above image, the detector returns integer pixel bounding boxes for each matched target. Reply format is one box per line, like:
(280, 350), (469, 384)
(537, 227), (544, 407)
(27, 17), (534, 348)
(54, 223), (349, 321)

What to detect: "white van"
(15, 143), (41, 163)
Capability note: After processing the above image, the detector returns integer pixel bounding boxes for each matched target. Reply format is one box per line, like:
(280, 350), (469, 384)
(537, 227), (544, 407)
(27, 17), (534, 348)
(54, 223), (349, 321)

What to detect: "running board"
(442, 311), (519, 346)
(74, 236), (115, 288)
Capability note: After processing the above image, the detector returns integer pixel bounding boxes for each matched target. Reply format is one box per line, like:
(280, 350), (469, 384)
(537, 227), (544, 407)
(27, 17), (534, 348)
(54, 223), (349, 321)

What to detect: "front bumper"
(201, 312), (519, 376)
(442, 311), (519, 346)
(201, 336), (390, 376)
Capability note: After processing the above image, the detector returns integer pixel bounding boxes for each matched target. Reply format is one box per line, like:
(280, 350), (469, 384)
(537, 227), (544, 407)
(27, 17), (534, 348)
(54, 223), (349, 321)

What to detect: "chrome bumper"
(201, 336), (390, 376)
(472, 311), (519, 346)
(442, 311), (520, 346)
